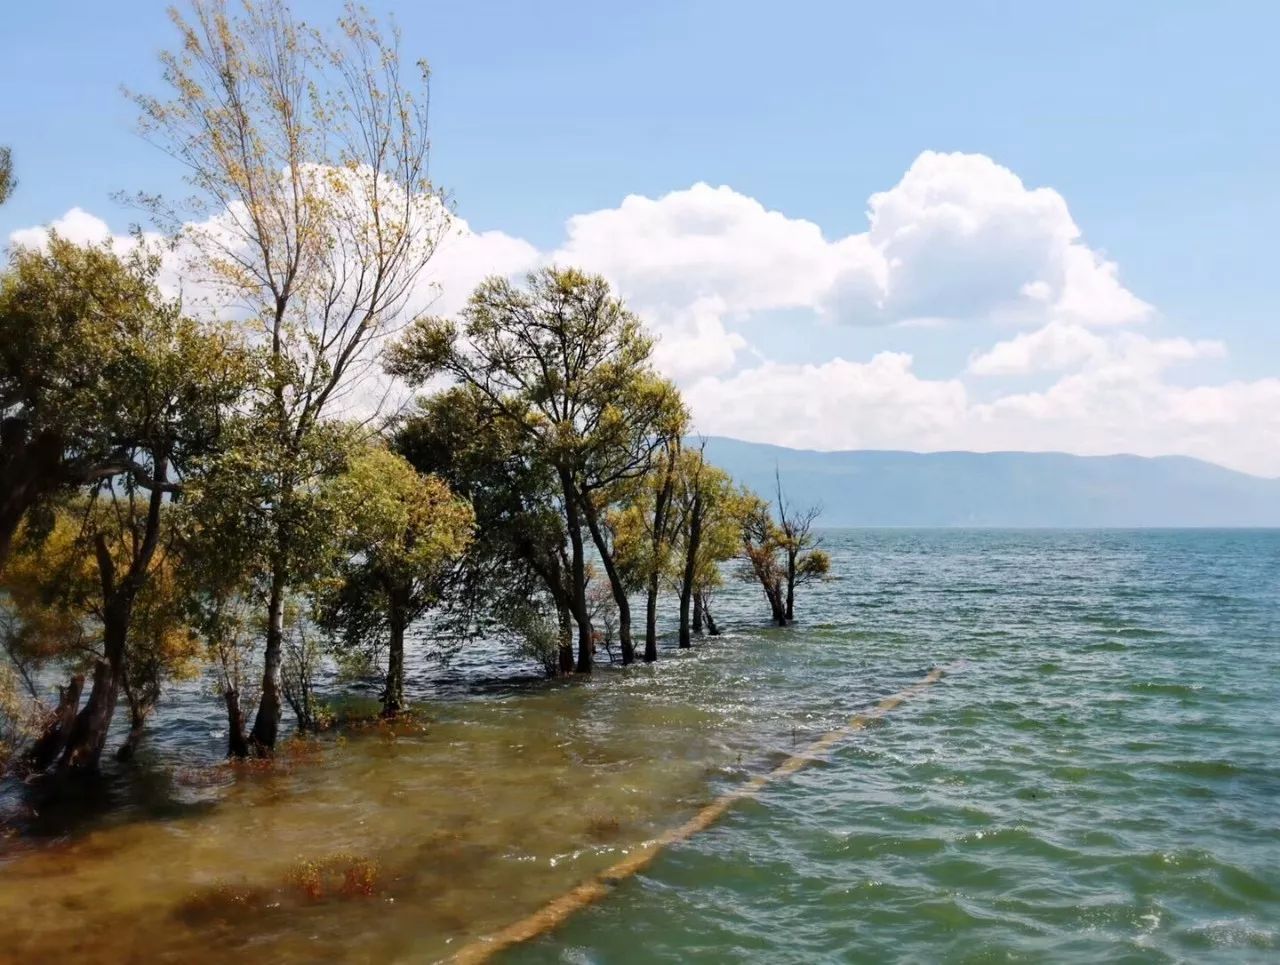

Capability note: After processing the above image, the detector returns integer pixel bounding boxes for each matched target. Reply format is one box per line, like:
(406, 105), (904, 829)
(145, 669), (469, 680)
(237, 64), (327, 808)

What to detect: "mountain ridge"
(697, 437), (1280, 528)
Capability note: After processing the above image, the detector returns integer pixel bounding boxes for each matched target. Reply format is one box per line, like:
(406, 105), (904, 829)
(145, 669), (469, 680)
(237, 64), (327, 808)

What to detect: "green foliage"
(0, 662), (37, 772)
(393, 385), (574, 670)
(390, 267), (688, 668)
(389, 268), (687, 496)
(293, 442), (476, 714)
(671, 450), (745, 593)
(326, 446), (474, 594)
(1, 238), (164, 491)
(0, 502), (202, 728)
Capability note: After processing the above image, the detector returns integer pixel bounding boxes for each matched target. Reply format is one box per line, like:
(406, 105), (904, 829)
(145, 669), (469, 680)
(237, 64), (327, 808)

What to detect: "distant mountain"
(698, 437), (1280, 528)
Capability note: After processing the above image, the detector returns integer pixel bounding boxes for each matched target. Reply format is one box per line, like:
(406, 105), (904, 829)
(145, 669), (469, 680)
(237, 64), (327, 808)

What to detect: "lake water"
(2, 530), (1278, 963)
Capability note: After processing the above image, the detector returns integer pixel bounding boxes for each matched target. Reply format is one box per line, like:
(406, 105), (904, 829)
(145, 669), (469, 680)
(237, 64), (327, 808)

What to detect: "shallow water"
(2, 530), (1278, 963)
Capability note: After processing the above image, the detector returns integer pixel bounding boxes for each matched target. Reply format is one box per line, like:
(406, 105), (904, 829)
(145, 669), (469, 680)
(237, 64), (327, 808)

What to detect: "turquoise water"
(2, 529), (1277, 963)
(516, 529), (1280, 963)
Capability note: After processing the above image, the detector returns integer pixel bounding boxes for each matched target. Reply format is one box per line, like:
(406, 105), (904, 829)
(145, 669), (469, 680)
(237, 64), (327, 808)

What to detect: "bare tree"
(132, 0), (449, 752)
(774, 468), (829, 623)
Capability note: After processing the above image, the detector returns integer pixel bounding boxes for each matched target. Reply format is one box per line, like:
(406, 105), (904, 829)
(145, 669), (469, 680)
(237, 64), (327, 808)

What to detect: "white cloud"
(686, 349), (1280, 476)
(684, 352), (970, 452)
(8, 207), (116, 249)
(11, 151), (1274, 474)
(968, 322), (1108, 375)
(845, 151), (1151, 328)
(967, 322), (1224, 377)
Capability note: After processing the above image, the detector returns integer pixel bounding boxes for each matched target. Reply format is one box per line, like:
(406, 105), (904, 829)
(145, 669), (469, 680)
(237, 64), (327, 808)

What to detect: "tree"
(1, 238), (166, 572)
(739, 493), (787, 626)
(1, 502), (203, 771)
(610, 436), (686, 662)
(389, 268), (686, 672)
(393, 385), (577, 676)
(669, 450), (742, 643)
(321, 445), (473, 716)
(738, 476), (830, 627)
(773, 471), (830, 622)
(133, 0), (450, 751)
(0, 238), (246, 770)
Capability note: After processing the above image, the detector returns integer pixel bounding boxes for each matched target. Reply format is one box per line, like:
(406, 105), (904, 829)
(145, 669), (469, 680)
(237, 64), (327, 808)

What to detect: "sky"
(2, 1), (1278, 474)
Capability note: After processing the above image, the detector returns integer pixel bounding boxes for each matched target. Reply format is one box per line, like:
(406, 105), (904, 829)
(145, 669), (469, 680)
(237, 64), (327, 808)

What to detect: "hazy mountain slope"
(698, 437), (1280, 527)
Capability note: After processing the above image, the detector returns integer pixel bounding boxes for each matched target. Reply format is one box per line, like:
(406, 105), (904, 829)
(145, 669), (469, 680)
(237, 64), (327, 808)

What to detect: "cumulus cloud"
(686, 349), (1280, 477)
(845, 151), (1151, 328)
(10, 150), (1273, 474)
(967, 322), (1225, 377)
(684, 352), (970, 452)
(8, 207), (116, 249)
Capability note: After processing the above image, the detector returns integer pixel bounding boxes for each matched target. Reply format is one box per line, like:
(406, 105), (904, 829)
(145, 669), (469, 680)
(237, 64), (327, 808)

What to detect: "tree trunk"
(249, 561), (286, 753)
(23, 673), (84, 773)
(384, 596), (407, 717)
(785, 550), (796, 623)
(692, 593), (704, 634)
(580, 495), (634, 665)
(700, 593), (721, 636)
(678, 492), (702, 649)
(115, 715), (148, 762)
(768, 584), (787, 626)
(644, 571), (660, 663)
(559, 469), (594, 673)
(645, 451), (676, 663)
(556, 601), (575, 676)
(224, 688), (250, 758)
(59, 658), (120, 773)
(59, 592), (135, 773)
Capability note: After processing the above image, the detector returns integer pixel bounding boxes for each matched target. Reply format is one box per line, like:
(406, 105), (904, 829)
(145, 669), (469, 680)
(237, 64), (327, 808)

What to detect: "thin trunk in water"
(644, 571), (660, 663)
(223, 688), (250, 758)
(580, 495), (634, 665)
(700, 592), (721, 636)
(767, 584), (787, 626)
(559, 469), (594, 672)
(115, 715), (148, 762)
(556, 601), (575, 676)
(645, 448), (677, 663)
(692, 593), (704, 634)
(383, 593), (407, 717)
(23, 673), (84, 773)
(249, 560), (286, 753)
(785, 549), (796, 623)
(678, 491), (702, 649)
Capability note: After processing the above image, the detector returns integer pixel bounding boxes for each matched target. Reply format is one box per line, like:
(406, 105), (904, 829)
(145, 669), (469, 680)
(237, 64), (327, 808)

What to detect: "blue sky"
(2, 1), (1278, 472)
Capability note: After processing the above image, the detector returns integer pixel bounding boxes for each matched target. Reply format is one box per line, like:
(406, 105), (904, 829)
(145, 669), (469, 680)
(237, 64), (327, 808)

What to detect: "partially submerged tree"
(389, 268), (686, 672)
(671, 449), (742, 644)
(2, 501), (203, 771)
(739, 493), (787, 626)
(133, 0), (449, 752)
(739, 475), (830, 626)
(321, 445), (473, 716)
(773, 472), (830, 623)
(0, 237), (246, 771)
(393, 385), (578, 675)
(610, 436), (685, 661)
